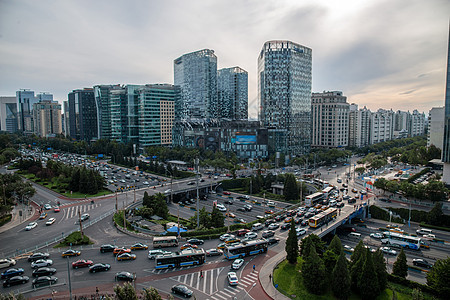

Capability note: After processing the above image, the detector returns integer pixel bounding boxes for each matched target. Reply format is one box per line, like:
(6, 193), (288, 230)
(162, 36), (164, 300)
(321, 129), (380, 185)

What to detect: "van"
(349, 232), (361, 239)
(416, 228), (433, 236)
(252, 223), (264, 231)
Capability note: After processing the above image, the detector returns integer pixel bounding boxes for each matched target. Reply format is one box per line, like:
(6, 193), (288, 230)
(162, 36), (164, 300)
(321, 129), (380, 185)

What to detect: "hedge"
(407, 168), (431, 183)
(221, 178), (247, 190)
(419, 222), (450, 233)
(55, 231), (92, 247)
(0, 214), (12, 227)
(387, 274), (439, 298)
(369, 205), (404, 223)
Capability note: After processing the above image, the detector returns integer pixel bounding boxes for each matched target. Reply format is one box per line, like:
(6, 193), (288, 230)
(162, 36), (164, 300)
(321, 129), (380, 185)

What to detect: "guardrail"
(6, 210), (115, 259)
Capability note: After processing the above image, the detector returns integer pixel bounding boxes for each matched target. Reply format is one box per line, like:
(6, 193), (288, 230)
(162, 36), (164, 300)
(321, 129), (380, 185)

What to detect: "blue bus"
(223, 239), (268, 260)
(155, 248), (205, 269)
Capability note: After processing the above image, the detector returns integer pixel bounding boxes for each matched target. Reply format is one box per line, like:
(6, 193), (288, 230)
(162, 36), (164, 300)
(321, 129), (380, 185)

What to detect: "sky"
(0, 0), (449, 118)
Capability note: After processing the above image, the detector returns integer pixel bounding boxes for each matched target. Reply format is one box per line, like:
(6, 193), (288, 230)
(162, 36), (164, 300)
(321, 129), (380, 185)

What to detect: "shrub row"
(370, 205), (404, 223)
(407, 168), (431, 183)
(0, 214), (12, 227)
(387, 274), (439, 298)
(419, 222), (450, 233)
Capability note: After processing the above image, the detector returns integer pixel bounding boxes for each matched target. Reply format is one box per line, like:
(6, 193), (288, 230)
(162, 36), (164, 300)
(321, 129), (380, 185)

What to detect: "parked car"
(227, 272), (239, 286)
(262, 230), (275, 238)
(245, 232), (258, 240)
(187, 238), (204, 245)
(206, 249), (223, 257)
(171, 284), (193, 298)
(268, 223), (279, 230)
(232, 259), (244, 270)
(1, 268), (24, 279)
(28, 253), (50, 262)
(281, 223), (291, 230)
(115, 271), (134, 282)
(3, 276), (29, 287)
(220, 233), (235, 241)
(89, 263), (111, 273)
(412, 259), (433, 268)
(32, 267), (57, 277)
(236, 229), (250, 236)
(0, 258), (16, 269)
(32, 276), (57, 287)
(343, 245), (354, 252)
(31, 259), (53, 269)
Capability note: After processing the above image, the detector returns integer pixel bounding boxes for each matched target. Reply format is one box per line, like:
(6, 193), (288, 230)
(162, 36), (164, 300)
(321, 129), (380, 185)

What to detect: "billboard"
(235, 135), (256, 145)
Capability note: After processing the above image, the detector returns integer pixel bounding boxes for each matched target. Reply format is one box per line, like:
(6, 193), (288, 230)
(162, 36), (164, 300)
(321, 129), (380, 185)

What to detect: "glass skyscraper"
(174, 49), (218, 120)
(218, 67), (248, 120)
(68, 88), (97, 141)
(258, 40), (312, 156)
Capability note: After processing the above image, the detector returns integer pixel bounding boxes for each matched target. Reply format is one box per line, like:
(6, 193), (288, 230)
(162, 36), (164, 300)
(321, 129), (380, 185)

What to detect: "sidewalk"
(259, 250), (291, 300)
(0, 203), (37, 234)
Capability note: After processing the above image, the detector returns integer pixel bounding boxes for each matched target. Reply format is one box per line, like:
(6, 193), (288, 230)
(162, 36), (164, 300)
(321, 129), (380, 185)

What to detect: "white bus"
(305, 192), (325, 207)
(381, 232), (421, 250)
(322, 186), (335, 198)
(152, 236), (179, 248)
(223, 239), (268, 260)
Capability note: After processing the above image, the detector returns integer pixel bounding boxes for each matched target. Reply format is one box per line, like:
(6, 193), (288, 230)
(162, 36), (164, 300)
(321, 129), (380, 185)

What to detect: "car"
(3, 275), (29, 287)
(223, 191), (231, 195)
(181, 243), (198, 250)
(237, 207), (246, 212)
(117, 253), (137, 261)
(243, 204), (252, 211)
(216, 204), (227, 212)
(0, 258), (16, 269)
(262, 230), (275, 238)
(360, 190), (367, 195)
(148, 250), (171, 259)
(187, 238), (204, 245)
(100, 244), (116, 253)
(281, 223), (291, 230)
(28, 253), (50, 262)
(423, 234), (436, 240)
(220, 233), (235, 241)
(1, 268), (24, 279)
(38, 212), (48, 219)
(45, 217), (56, 226)
(232, 259), (244, 270)
(343, 245), (354, 252)
(26, 222), (38, 231)
(32, 267), (57, 277)
(171, 284), (193, 298)
(224, 199), (234, 205)
(225, 237), (241, 244)
(130, 243), (148, 250)
(284, 217), (293, 223)
(267, 238), (280, 245)
(44, 204), (52, 210)
(62, 249), (81, 257)
(32, 276), (57, 287)
(143, 181), (149, 185)
(89, 263), (111, 273)
(265, 209), (274, 214)
(370, 233), (383, 239)
(294, 217), (302, 224)
(217, 243), (227, 250)
(412, 259), (433, 268)
(336, 202), (345, 208)
(227, 272), (239, 286)
(80, 213), (90, 221)
(268, 223), (279, 230)
(267, 200), (275, 206)
(31, 259), (53, 269)
(351, 188), (358, 193)
(296, 228), (306, 236)
(72, 259), (94, 269)
(115, 271), (134, 282)
(236, 229), (250, 237)
(245, 232), (258, 240)
(206, 249), (223, 257)
(380, 247), (397, 255)
(364, 245), (376, 253)
(379, 198), (391, 203)
(113, 248), (132, 255)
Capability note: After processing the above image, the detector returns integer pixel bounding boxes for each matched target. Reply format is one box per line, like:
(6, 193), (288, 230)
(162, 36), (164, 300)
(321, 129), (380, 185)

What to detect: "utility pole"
(115, 192), (118, 212)
(133, 187), (136, 203)
(66, 256), (72, 300)
(78, 209), (83, 237)
(123, 202), (126, 229)
(195, 158), (199, 229)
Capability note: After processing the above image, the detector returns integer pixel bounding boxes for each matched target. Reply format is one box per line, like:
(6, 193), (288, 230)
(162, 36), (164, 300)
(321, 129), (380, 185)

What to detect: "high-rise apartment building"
(68, 88), (97, 141)
(369, 109), (394, 144)
(174, 49), (218, 120)
(217, 67), (248, 120)
(409, 109), (426, 137)
(63, 101), (70, 137)
(428, 107), (444, 150)
(311, 91), (349, 148)
(137, 84), (178, 147)
(0, 96), (18, 133)
(258, 40), (312, 156)
(32, 100), (62, 137)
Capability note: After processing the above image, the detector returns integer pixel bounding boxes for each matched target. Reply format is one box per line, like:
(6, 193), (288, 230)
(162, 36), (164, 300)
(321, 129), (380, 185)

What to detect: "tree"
(285, 219), (298, 264)
(427, 202), (444, 226)
(301, 246), (327, 294)
(331, 252), (351, 300)
(357, 249), (380, 300)
(350, 241), (366, 290)
(372, 249), (387, 292)
(328, 235), (342, 256)
(393, 248), (408, 278)
(299, 234), (326, 258)
(411, 288), (424, 300)
(152, 193), (169, 219)
(283, 173), (298, 201)
(113, 282), (138, 300)
(426, 256), (450, 297)
(209, 205), (225, 228)
(323, 249), (339, 273)
(143, 287), (163, 300)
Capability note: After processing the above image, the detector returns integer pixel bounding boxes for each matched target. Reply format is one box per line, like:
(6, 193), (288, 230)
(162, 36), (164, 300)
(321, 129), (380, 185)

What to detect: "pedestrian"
(253, 264), (256, 272)
(200, 270), (203, 278)
(96, 287), (99, 295)
(269, 273), (272, 282)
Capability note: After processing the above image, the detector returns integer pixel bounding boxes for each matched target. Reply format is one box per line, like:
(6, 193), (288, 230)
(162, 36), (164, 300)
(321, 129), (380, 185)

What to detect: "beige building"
(160, 100), (174, 145)
(32, 100), (62, 137)
(428, 107), (444, 150)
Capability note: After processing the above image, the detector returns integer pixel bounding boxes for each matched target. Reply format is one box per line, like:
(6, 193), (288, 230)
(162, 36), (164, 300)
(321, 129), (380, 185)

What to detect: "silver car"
(31, 259), (53, 269)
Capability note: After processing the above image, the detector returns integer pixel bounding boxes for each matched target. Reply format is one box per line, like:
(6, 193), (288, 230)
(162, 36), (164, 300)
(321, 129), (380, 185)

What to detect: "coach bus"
(305, 192), (325, 207)
(153, 236), (179, 248)
(322, 186), (335, 198)
(309, 208), (338, 228)
(155, 248), (206, 269)
(381, 232), (421, 250)
(223, 239), (268, 260)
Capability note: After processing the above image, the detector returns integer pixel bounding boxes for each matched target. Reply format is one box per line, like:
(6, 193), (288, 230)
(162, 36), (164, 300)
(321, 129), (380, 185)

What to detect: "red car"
(223, 191), (231, 195)
(180, 243), (198, 250)
(54, 207), (60, 213)
(236, 229), (250, 237)
(72, 259), (93, 269)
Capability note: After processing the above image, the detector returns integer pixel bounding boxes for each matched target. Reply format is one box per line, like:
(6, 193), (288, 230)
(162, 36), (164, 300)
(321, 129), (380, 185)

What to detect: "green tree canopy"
(426, 256), (450, 298)
(301, 246), (327, 295)
(331, 251), (351, 300)
(283, 173), (298, 201)
(357, 249), (380, 300)
(285, 219), (298, 264)
(393, 248), (408, 278)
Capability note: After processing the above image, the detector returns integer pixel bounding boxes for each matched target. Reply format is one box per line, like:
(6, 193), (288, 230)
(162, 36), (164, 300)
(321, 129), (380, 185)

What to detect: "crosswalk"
(209, 271), (259, 300)
(62, 203), (101, 220)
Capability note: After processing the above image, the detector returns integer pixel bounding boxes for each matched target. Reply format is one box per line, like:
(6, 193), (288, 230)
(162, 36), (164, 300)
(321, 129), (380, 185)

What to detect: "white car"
(423, 234), (436, 240)
(343, 245), (354, 252)
(380, 247), (397, 255)
(46, 218), (56, 226)
(148, 250), (171, 259)
(80, 213), (90, 221)
(268, 223), (279, 230)
(244, 232), (258, 240)
(296, 228), (306, 236)
(216, 204), (227, 212)
(227, 272), (239, 285)
(370, 233), (383, 239)
(26, 222), (38, 231)
(0, 258), (16, 269)
(232, 259), (244, 270)
(31, 259), (53, 269)
(44, 204), (52, 210)
(220, 233), (235, 241)
(143, 181), (149, 185)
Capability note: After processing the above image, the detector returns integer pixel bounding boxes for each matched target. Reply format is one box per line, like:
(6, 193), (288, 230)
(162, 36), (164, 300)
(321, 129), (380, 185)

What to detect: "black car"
(28, 252), (50, 262)
(3, 276), (29, 288)
(294, 217), (302, 224)
(412, 259), (433, 269)
(379, 198), (392, 203)
(304, 212), (314, 218)
(115, 271), (134, 282)
(301, 220), (308, 227)
(1, 268), (24, 279)
(32, 267), (57, 277)
(100, 244), (116, 253)
(267, 238), (280, 245)
(224, 200), (233, 205)
(89, 263), (111, 273)
(171, 284), (193, 298)
(336, 202), (345, 208)
(274, 215), (285, 222)
(187, 238), (204, 245)
(32, 276), (57, 287)
(281, 223), (291, 230)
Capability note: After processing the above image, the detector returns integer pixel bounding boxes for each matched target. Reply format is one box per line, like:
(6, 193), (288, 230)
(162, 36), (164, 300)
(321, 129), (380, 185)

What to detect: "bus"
(381, 232), (421, 250)
(309, 208), (337, 228)
(322, 186), (335, 198)
(313, 178), (329, 189)
(153, 236), (179, 248)
(155, 248), (206, 269)
(305, 192), (325, 207)
(223, 239), (268, 260)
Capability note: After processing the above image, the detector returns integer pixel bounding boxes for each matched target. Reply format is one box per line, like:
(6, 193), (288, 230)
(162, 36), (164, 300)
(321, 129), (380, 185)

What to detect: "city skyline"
(0, 0), (449, 118)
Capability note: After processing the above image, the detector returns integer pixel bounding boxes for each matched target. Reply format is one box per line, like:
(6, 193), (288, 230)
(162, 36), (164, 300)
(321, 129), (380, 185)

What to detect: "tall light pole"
(66, 257), (72, 300)
(195, 158), (200, 229)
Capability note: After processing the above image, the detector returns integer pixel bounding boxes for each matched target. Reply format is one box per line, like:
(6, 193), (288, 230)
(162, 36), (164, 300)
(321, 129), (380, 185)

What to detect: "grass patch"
(55, 231), (92, 248)
(113, 212), (135, 231)
(0, 214), (12, 227)
(61, 190), (111, 199)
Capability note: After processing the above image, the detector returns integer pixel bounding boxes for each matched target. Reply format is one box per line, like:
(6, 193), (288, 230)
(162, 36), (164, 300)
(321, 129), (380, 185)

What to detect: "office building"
(311, 91), (349, 148)
(0, 96), (18, 132)
(68, 88), (97, 141)
(16, 90), (37, 133)
(94, 84), (123, 140)
(428, 107), (444, 150)
(174, 49), (218, 120)
(217, 67), (248, 120)
(32, 100), (62, 137)
(63, 101), (70, 137)
(258, 40), (312, 157)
